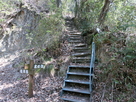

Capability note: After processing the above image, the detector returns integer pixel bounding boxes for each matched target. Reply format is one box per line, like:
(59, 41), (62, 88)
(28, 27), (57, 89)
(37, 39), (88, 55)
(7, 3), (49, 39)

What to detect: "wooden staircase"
(60, 18), (95, 102)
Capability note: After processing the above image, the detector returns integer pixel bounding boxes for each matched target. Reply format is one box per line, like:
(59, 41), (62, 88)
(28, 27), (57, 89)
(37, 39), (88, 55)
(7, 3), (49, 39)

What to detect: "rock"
(0, 7), (41, 53)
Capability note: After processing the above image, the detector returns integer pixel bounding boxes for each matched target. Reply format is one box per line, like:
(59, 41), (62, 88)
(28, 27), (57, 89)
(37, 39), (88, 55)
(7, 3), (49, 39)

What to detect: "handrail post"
(90, 42), (95, 92)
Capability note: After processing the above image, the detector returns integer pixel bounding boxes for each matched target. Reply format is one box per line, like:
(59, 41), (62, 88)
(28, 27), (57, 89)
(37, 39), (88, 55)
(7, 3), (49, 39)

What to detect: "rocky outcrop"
(0, 6), (41, 53)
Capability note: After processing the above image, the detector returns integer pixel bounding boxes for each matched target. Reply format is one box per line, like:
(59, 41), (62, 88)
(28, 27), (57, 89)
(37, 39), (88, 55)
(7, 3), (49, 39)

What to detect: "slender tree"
(56, 0), (61, 7)
(98, 0), (114, 26)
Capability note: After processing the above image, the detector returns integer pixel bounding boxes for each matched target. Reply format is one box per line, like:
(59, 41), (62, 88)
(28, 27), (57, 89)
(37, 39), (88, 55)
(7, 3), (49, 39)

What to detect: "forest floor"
(0, 52), (65, 102)
(0, 29), (71, 102)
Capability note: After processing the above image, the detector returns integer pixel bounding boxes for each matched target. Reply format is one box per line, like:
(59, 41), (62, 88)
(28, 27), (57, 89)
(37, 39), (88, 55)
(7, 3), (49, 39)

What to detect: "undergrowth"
(94, 32), (136, 101)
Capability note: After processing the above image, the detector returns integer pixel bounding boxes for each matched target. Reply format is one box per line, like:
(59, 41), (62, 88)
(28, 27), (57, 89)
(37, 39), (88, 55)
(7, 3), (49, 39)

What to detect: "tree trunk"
(56, 0), (61, 7)
(98, 0), (113, 26)
(74, 0), (78, 18)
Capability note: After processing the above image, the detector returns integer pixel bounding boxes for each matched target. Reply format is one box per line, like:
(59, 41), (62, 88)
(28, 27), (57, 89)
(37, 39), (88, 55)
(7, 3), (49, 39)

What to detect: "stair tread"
(69, 36), (81, 38)
(61, 98), (88, 102)
(68, 30), (78, 32)
(61, 91), (90, 102)
(69, 40), (83, 43)
(68, 35), (81, 37)
(62, 87), (90, 94)
(65, 79), (90, 84)
(69, 37), (81, 39)
(72, 52), (91, 54)
(72, 57), (90, 59)
(69, 65), (90, 68)
(73, 49), (89, 51)
(70, 39), (82, 41)
(70, 63), (90, 66)
(72, 61), (90, 63)
(72, 58), (90, 63)
(73, 47), (88, 50)
(67, 72), (90, 76)
(74, 43), (86, 47)
(72, 52), (91, 57)
(69, 32), (81, 35)
(69, 38), (81, 40)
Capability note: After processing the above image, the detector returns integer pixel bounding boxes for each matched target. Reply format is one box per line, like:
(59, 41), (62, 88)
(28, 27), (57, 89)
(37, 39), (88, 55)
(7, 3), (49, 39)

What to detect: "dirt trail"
(0, 41), (67, 102)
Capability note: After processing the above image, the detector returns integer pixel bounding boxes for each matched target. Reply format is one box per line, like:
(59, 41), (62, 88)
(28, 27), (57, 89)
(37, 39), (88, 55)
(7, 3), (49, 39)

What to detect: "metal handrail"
(90, 42), (95, 69)
(90, 42), (95, 92)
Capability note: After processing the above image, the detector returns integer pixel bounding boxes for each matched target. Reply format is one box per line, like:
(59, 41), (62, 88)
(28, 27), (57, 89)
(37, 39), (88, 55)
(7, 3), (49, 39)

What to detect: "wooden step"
(68, 65), (90, 68)
(72, 57), (90, 63)
(61, 91), (90, 102)
(72, 49), (90, 52)
(61, 98), (84, 102)
(61, 97), (89, 102)
(69, 37), (81, 40)
(72, 52), (91, 57)
(72, 60), (90, 63)
(65, 79), (90, 85)
(69, 39), (82, 41)
(73, 47), (88, 50)
(67, 72), (90, 76)
(62, 88), (90, 94)
(68, 34), (81, 37)
(72, 57), (90, 60)
(73, 47), (89, 52)
(67, 74), (89, 82)
(68, 66), (90, 74)
(69, 32), (81, 35)
(69, 40), (83, 43)
(73, 50), (89, 53)
(74, 43), (87, 47)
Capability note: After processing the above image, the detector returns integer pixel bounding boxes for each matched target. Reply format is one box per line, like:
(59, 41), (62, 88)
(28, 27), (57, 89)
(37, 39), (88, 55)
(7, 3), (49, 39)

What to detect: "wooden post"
(28, 60), (34, 98)
(24, 64), (29, 70)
